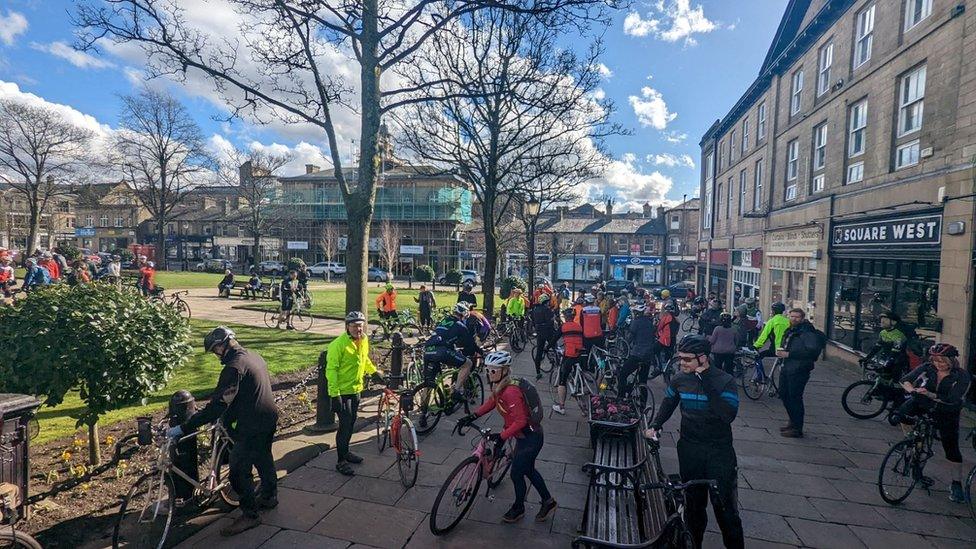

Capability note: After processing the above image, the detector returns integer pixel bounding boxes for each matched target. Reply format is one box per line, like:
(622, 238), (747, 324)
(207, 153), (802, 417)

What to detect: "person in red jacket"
(552, 308), (584, 415)
(579, 295), (604, 353)
(38, 252), (60, 282)
(139, 261), (156, 296)
(458, 351), (558, 525)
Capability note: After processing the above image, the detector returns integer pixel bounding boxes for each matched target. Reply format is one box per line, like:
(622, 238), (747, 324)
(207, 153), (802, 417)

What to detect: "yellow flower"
(72, 438), (84, 449)
(104, 435), (116, 446)
(60, 451), (72, 463)
(79, 482), (91, 492)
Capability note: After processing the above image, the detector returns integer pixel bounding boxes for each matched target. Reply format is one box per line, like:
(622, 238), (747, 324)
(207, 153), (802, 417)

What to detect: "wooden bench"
(225, 281), (272, 300)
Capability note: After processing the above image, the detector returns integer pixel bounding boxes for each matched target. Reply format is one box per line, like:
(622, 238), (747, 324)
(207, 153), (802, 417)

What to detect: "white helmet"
(484, 351), (513, 368)
(452, 302), (470, 316)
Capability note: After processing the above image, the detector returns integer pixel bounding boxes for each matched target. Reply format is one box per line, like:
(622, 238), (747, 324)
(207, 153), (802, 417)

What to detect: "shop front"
(698, 249), (729, 303)
(609, 255), (662, 285)
(766, 226), (822, 325)
(556, 254), (604, 283)
(504, 253), (552, 280)
(828, 211), (942, 354)
(730, 249), (762, 309)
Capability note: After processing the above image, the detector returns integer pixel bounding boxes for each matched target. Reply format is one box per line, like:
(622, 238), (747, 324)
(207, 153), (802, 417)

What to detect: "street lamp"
(525, 196), (541, 292)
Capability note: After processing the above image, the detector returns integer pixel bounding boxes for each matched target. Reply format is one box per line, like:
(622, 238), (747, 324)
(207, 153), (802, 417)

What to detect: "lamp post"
(525, 195), (541, 293)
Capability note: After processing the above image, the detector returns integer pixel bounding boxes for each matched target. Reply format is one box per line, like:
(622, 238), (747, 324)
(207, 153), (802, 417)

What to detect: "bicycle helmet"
(661, 289), (671, 298)
(484, 350), (513, 368)
(344, 311), (366, 323)
(771, 302), (786, 314)
(928, 343), (959, 358)
(879, 310), (901, 322)
(719, 312), (732, 322)
(562, 307), (576, 318)
(452, 302), (470, 316)
(538, 293), (550, 304)
(677, 334), (711, 356)
(384, 283), (394, 290)
(204, 326), (236, 352)
(584, 295), (595, 304)
(745, 297), (756, 305)
(463, 282), (473, 290)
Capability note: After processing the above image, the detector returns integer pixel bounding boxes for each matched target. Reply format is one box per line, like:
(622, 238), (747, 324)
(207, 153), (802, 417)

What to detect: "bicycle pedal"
(487, 494), (495, 502)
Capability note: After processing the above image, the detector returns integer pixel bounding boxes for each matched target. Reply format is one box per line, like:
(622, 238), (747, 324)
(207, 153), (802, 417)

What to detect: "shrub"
(0, 284), (192, 464)
(413, 265), (435, 282)
(443, 268), (463, 285)
(500, 276), (527, 299)
(110, 248), (135, 263)
(286, 257), (306, 273)
(55, 243), (83, 262)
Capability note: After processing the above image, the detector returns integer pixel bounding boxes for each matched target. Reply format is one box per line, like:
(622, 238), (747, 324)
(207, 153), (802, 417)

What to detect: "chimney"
(605, 198), (614, 219)
(642, 202), (652, 217)
(305, 164), (320, 174)
(657, 205), (666, 219)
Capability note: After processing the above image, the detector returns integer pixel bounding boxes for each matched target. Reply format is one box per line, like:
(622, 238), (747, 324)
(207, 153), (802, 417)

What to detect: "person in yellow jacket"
(754, 302), (790, 357)
(327, 311), (384, 476)
(375, 283), (398, 321)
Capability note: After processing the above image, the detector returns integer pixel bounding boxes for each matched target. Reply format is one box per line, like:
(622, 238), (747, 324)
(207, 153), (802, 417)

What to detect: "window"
(669, 236), (681, 254)
(114, 215), (124, 227)
(854, 5), (875, 68)
(753, 159), (763, 211)
(738, 170), (747, 214)
(204, 225), (212, 236)
(812, 174), (826, 193)
(813, 123), (828, 170)
(99, 214), (108, 227)
(717, 183), (723, 221)
(786, 184), (797, 201)
(704, 188), (712, 229)
(670, 215), (680, 230)
(66, 217), (75, 228)
(757, 102), (767, 141)
(705, 153), (714, 180)
(786, 140), (799, 180)
(790, 69), (804, 115)
(847, 161), (864, 183)
(727, 177), (733, 218)
(905, 0), (932, 31)
(730, 130), (736, 162)
(616, 237), (628, 254)
(85, 214), (94, 227)
(58, 201), (70, 213)
(587, 236), (598, 253)
(643, 238), (655, 254)
(848, 100), (868, 158)
(719, 144), (724, 171)
(898, 66), (926, 136)
(817, 42), (834, 96)
(896, 139), (921, 168)
(742, 119), (749, 153)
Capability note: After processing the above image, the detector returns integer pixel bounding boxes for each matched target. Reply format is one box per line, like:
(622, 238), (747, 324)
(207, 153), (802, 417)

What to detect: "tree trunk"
(345, 202), (371, 314)
(252, 232), (262, 268)
(26, 198), (40, 258)
(155, 219), (167, 270)
(483, 220), (499, 318)
(88, 422), (101, 466)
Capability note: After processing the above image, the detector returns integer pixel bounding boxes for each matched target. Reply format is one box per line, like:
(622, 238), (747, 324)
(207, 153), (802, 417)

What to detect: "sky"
(0, 0), (789, 211)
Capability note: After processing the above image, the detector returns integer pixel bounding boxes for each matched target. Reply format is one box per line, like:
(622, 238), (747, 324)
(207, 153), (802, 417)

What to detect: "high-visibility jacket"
(506, 295), (527, 317)
(561, 321), (584, 358)
(375, 291), (397, 313)
(655, 312), (678, 348)
(581, 305), (603, 338)
(754, 314), (790, 350)
(607, 306), (620, 330)
(326, 333), (377, 397)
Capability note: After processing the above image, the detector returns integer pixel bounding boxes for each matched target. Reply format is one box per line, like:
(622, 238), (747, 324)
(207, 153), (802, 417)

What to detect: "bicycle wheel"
(376, 395), (392, 452)
(292, 310), (313, 332)
(539, 349), (556, 374)
(113, 472), (176, 549)
(841, 380), (889, 420)
(878, 440), (919, 504)
(740, 362), (768, 400)
(511, 327), (526, 353)
(613, 338), (630, 359)
(0, 530), (42, 549)
(487, 438), (516, 489)
(463, 372), (485, 411)
(175, 299), (191, 320)
(965, 465), (976, 522)
(401, 322), (422, 339)
(680, 316), (695, 333)
(661, 355), (678, 386)
(414, 385), (445, 436)
(430, 456), (482, 535)
(263, 309), (278, 329)
(214, 438), (241, 508)
(572, 370), (597, 416)
(395, 417), (420, 488)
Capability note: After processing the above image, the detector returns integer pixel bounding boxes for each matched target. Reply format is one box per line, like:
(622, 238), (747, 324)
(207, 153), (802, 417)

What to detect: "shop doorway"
(626, 266), (642, 282)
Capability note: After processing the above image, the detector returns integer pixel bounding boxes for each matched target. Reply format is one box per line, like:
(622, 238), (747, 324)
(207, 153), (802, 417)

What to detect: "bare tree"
(113, 89), (212, 270)
(217, 147), (292, 265)
(396, 8), (618, 314)
(319, 221), (340, 282)
(377, 219), (401, 277)
(0, 100), (94, 256)
(521, 173), (581, 287)
(75, 0), (613, 312)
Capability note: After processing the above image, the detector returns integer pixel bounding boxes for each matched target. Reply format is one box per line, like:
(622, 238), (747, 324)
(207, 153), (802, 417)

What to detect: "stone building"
(699, 0), (976, 368)
(0, 182), (76, 252)
(663, 198), (700, 284)
(73, 181), (147, 253)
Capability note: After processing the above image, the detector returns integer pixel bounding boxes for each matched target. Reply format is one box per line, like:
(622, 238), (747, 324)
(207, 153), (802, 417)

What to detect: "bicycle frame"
(149, 423), (233, 500)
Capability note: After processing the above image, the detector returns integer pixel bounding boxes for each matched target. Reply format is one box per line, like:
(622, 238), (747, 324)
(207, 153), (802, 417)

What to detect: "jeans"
(677, 440), (744, 549)
(778, 366), (811, 431)
(335, 394), (360, 462)
(712, 353), (735, 376)
(419, 308), (433, 328)
(510, 430), (552, 509)
(230, 431), (277, 518)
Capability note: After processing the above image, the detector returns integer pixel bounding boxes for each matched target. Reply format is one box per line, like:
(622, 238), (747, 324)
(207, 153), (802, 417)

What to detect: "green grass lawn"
(236, 286), (501, 319)
(152, 270), (226, 289)
(33, 320), (331, 445)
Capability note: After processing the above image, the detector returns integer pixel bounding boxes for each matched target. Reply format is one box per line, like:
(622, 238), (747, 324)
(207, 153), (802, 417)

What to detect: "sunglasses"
(486, 367), (507, 375)
(678, 355), (702, 363)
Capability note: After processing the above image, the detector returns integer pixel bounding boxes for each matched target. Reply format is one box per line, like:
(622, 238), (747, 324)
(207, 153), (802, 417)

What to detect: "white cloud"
(0, 11), (27, 46)
(624, 1), (717, 46)
(592, 63), (613, 78)
(0, 81), (112, 138)
(663, 130), (688, 144)
(628, 86), (676, 130)
(208, 133), (331, 176)
(576, 153), (674, 213)
(31, 42), (116, 70)
(649, 153), (695, 169)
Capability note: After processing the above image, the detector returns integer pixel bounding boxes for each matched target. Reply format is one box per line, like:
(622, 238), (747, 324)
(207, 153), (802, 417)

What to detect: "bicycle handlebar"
(644, 478), (717, 492)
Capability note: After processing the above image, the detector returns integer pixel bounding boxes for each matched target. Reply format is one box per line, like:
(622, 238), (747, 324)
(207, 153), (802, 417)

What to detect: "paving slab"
(258, 529), (351, 549)
(311, 499), (426, 548)
(181, 518), (279, 549)
(786, 517), (867, 549)
(737, 489), (823, 521)
(278, 464), (352, 494)
(259, 487), (342, 531)
(740, 470), (845, 500)
(849, 524), (938, 548)
(872, 506), (976, 541)
(807, 497), (893, 529)
(738, 509), (801, 546)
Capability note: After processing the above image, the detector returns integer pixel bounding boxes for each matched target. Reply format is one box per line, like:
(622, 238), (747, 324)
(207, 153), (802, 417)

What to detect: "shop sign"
(75, 227), (96, 237)
(768, 255), (817, 272)
(832, 214), (941, 249)
(286, 240), (309, 250)
(400, 245), (424, 255)
(710, 249), (729, 265)
(768, 227), (822, 255)
(609, 255), (662, 266)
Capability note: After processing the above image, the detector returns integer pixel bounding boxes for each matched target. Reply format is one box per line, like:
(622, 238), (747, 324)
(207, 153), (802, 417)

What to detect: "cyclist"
(138, 261), (156, 297)
(754, 302), (789, 358)
(734, 297), (762, 345)
(698, 299), (722, 336)
(552, 308), (584, 415)
(531, 282), (553, 306)
(457, 281), (478, 309)
(656, 302), (680, 364)
(690, 294), (707, 316)
(646, 335), (744, 549)
(618, 304), (656, 398)
(580, 296), (604, 353)
(708, 313), (740, 375)
(327, 312), (385, 476)
(296, 262), (310, 294)
(375, 283), (398, 321)
(458, 351), (558, 524)
(277, 270), (300, 329)
(529, 293), (557, 380)
(22, 258), (50, 292)
(660, 288), (678, 312)
(106, 255), (122, 286)
(166, 327), (278, 537)
(505, 287), (528, 332)
(889, 343), (972, 502)
(218, 269), (235, 298)
(776, 308), (825, 438)
(860, 311), (910, 378)
(419, 303), (479, 428)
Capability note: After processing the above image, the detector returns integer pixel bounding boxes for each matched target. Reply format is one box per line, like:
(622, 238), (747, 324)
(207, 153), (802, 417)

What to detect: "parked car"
(604, 279), (636, 295)
(367, 267), (391, 282)
(438, 269), (481, 285)
(652, 281), (696, 299)
(308, 262), (346, 278)
(204, 258), (235, 273)
(258, 260), (286, 275)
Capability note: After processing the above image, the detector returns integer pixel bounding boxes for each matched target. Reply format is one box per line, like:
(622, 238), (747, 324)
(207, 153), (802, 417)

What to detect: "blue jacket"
(426, 318), (478, 356)
(24, 266), (51, 287)
(618, 303), (631, 328)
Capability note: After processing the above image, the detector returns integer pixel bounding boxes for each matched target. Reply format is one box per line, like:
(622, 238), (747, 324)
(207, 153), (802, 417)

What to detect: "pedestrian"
(698, 299), (722, 335)
(457, 282), (478, 309)
(754, 302), (790, 358)
(0, 255), (15, 298)
(776, 308), (826, 438)
(558, 281), (571, 308)
(277, 270), (299, 329)
(734, 297), (761, 344)
(709, 313), (740, 375)
(246, 268), (263, 300)
(327, 311), (385, 476)
(529, 293), (557, 380)
(646, 335), (744, 549)
(38, 252), (60, 282)
(138, 261), (156, 297)
(458, 351), (558, 524)
(414, 284), (436, 329)
(23, 258), (51, 291)
(166, 326), (279, 537)
(71, 260), (92, 285)
(218, 269), (235, 298)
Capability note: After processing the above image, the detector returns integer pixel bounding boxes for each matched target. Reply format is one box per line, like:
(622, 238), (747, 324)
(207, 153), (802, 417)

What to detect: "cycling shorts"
(422, 347), (466, 384)
(558, 356), (580, 386)
(280, 297), (294, 311)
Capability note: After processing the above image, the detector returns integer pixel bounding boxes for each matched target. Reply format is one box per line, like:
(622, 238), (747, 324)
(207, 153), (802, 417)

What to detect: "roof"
(538, 216), (665, 236)
(170, 205), (246, 223)
(666, 198), (700, 212)
(75, 181), (131, 204)
(279, 163), (467, 186)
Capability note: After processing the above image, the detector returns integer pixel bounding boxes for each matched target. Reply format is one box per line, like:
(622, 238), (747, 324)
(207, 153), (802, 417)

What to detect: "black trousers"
(617, 354), (652, 396)
(336, 394), (360, 462)
(712, 353), (735, 376)
(510, 430), (552, 509)
(230, 431), (277, 518)
(677, 440), (744, 549)
(419, 307), (433, 328)
(532, 331), (555, 373)
(778, 366), (811, 431)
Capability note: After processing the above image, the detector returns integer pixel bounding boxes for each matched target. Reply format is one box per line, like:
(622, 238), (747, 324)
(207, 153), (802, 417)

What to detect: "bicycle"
(263, 296), (313, 331)
(680, 310), (701, 334)
(605, 329), (630, 359)
(369, 310), (422, 343)
(877, 408), (936, 505)
(374, 381), (420, 488)
(741, 353), (780, 400)
(547, 351), (597, 416)
(412, 358), (485, 436)
(587, 344), (625, 394)
(0, 479), (41, 548)
(113, 420), (238, 549)
(841, 357), (907, 419)
(150, 290), (192, 320)
(429, 421), (515, 535)
(962, 412), (976, 521)
(497, 317), (527, 353)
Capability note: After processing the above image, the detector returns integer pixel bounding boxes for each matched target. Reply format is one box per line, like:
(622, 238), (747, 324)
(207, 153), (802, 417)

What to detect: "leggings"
(510, 430), (552, 509)
(712, 353), (735, 376)
(532, 331), (555, 373)
(335, 394), (360, 462)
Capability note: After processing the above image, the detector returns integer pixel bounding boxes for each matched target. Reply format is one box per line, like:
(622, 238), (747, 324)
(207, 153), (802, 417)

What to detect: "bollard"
(168, 390), (198, 499)
(390, 332), (404, 389)
(303, 351), (338, 435)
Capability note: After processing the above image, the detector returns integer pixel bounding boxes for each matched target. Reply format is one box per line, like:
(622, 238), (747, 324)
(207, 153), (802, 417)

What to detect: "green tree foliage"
(413, 265), (434, 282)
(500, 276), (527, 299)
(55, 243), (83, 262)
(443, 268), (463, 285)
(287, 257), (306, 273)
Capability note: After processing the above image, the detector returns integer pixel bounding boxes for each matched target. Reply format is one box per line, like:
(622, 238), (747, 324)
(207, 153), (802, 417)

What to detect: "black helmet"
(677, 334), (711, 355)
(204, 326), (236, 352)
(879, 310), (901, 323)
(771, 302), (786, 314)
(345, 311), (366, 323)
(719, 312), (732, 323)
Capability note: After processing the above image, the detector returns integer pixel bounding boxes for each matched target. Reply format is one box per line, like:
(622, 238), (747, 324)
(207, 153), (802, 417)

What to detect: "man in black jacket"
(617, 305), (655, 398)
(698, 299), (722, 336)
(529, 294), (557, 380)
(167, 326), (278, 536)
(776, 308), (823, 438)
(647, 335), (744, 549)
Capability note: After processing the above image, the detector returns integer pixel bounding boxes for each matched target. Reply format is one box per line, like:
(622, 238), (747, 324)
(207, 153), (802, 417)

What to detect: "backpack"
(510, 378), (544, 429)
(811, 326), (828, 355)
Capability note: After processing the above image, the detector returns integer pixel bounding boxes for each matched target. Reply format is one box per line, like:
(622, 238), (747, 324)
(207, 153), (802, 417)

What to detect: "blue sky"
(0, 0), (788, 208)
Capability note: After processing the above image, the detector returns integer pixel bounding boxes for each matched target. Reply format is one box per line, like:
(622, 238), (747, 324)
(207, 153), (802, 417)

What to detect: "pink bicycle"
(428, 421), (515, 535)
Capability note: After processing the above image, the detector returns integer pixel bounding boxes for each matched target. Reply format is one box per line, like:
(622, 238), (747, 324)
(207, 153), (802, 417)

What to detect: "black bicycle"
(877, 406), (936, 504)
(841, 357), (906, 419)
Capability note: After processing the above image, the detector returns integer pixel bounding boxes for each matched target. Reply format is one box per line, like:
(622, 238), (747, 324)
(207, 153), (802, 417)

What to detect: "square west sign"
(831, 213), (942, 249)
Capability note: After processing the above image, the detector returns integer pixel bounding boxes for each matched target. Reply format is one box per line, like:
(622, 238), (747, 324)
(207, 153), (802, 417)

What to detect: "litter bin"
(0, 394), (41, 518)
